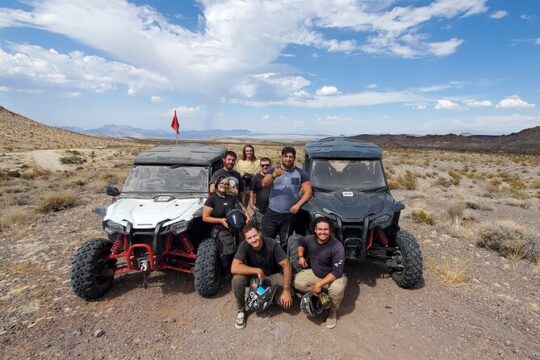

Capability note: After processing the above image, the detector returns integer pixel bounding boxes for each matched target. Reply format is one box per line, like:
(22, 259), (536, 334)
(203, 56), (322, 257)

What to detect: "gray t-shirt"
(267, 166), (309, 214)
(210, 168), (244, 192)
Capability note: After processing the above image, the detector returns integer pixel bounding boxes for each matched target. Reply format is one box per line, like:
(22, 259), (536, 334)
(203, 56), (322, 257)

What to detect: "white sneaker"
(326, 309), (337, 329)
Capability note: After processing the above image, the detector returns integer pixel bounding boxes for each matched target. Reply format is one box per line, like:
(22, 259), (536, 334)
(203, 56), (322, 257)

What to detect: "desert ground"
(1, 137), (539, 359)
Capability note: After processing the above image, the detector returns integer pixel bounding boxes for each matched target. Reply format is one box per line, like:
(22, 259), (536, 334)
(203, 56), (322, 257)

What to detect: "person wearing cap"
(235, 145), (260, 208)
(294, 216), (347, 329)
(209, 150), (244, 196)
(249, 157), (272, 224)
(203, 175), (244, 274)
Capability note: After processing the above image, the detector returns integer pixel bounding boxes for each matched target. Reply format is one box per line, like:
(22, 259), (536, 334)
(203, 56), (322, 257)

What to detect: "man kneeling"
(231, 223), (293, 329)
(294, 216), (347, 329)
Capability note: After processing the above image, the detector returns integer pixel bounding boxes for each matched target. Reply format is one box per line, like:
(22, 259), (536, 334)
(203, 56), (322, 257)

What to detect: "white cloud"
(417, 81), (464, 93)
(490, 10), (508, 19)
(366, 83), (377, 89)
(520, 14), (534, 21)
(0, 0), (489, 106)
(0, 44), (167, 93)
(173, 106), (200, 117)
(262, 115), (270, 120)
(495, 95), (535, 109)
(316, 85), (340, 96)
(435, 99), (460, 110)
(61, 91), (81, 98)
(0, 85), (9, 91)
(536, 38), (540, 45)
(463, 99), (493, 108)
(150, 95), (162, 103)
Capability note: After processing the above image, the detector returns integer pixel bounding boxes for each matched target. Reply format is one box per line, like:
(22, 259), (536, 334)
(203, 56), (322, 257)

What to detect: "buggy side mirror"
(106, 186), (120, 197)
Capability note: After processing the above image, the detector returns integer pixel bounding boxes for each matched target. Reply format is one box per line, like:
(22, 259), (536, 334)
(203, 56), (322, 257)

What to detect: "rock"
(93, 329), (105, 338)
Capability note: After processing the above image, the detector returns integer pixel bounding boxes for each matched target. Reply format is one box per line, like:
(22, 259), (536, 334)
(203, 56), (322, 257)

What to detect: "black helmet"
(242, 173), (253, 186)
(226, 208), (245, 232)
(246, 277), (277, 312)
(300, 291), (332, 317)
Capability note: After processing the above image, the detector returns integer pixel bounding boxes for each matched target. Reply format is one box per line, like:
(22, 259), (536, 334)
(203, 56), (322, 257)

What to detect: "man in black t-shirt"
(249, 157), (272, 223)
(209, 150), (243, 196)
(231, 223), (292, 329)
(294, 217), (347, 329)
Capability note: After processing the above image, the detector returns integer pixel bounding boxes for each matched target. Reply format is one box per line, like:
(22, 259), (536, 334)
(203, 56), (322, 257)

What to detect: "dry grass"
(38, 191), (77, 213)
(0, 207), (35, 232)
(411, 208), (435, 225)
(397, 170), (418, 190)
(425, 256), (470, 286)
(477, 221), (539, 263)
(387, 179), (400, 189)
(447, 200), (466, 226)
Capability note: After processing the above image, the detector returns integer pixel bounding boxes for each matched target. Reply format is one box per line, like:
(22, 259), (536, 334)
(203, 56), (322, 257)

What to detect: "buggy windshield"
(309, 159), (387, 191)
(122, 166), (208, 193)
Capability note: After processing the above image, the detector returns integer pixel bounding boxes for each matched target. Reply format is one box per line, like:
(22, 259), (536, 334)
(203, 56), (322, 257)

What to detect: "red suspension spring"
(111, 235), (124, 255)
(179, 233), (195, 254)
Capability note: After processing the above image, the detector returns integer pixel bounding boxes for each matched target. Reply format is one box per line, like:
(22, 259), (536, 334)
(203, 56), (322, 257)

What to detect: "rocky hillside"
(0, 106), (135, 152)
(352, 127), (540, 154)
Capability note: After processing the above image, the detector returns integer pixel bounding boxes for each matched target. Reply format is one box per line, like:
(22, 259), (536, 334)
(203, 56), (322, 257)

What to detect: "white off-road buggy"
(71, 144), (228, 300)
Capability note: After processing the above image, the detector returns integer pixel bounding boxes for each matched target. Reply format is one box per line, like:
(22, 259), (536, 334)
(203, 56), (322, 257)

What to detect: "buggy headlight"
(371, 214), (391, 226)
(168, 220), (188, 235)
(103, 220), (127, 235)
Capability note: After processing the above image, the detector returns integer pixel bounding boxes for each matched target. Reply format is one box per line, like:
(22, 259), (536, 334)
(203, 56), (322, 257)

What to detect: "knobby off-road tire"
(288, 233), (302, 274)
(193, 238), (221, 297)
(391, 231), (423, 289)
(71, 238), (115, 300)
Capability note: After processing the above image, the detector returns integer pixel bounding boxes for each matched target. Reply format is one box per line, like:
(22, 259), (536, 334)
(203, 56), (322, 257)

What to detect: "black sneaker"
(235, 311), (246, 329)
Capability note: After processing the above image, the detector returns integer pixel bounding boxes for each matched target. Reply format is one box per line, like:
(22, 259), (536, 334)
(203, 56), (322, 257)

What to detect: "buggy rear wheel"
(391, 231), (423, 288)
(71, 238), (115, 300)
(193, 238), (221, 297)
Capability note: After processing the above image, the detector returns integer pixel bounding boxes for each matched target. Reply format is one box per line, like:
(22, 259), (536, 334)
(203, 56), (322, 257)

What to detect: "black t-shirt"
(299, 235), (345, 278)
(204, 193), (239, 231)
(210, 168), (244, 192)
(234, 237), (286, 276)
(250, 173), (270, 214)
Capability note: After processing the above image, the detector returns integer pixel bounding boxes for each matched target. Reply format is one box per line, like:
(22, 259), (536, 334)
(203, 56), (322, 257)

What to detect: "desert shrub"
(73, 179), (86, 186)
(434, 176), (451, 188)
(0, 207), (35, 232)
(21, 167), (50, 180)
(448, 169), (461, 186)
(387, 180), (400, 190)
(60, 156), (86, 165)
(447, 200), (466, 224)
(397, 170), (417, 190)
(411, 209), (434, 225)
(504, 198), (532, 209)
(66, 150), (82, 155)
(438, 257), (470, 286)
(477, 221), (539, 263)
(486, 179), (501, 195)
(533, 179), (540, 189)
(38, 191), (77, 213)
(100, 172), (121, 185)
(465, 201), (493, 211)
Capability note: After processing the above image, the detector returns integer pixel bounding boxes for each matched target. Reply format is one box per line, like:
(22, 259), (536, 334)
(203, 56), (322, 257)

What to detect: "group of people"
(202, 145), (347, 330)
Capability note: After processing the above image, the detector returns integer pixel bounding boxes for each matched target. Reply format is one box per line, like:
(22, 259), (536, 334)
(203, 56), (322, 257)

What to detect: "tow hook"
(138, 259), (150, 289)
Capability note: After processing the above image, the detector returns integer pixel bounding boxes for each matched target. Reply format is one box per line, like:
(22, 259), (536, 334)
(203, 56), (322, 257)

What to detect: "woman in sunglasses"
(249, 157), (272, 225)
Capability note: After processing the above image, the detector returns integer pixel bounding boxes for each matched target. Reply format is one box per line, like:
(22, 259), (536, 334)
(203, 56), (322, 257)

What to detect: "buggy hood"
(104, 197), (205, 229)
(304, 190), (399, 222)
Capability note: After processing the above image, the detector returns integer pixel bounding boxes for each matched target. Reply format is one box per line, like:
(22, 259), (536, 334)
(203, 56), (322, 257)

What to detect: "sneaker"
(235, 311), (246, 329)
(325, 309), (337, 329)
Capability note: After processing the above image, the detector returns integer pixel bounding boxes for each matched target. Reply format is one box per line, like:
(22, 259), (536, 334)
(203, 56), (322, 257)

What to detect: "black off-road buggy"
(292, 136), (423, 288)
(71, 144), (232, 300)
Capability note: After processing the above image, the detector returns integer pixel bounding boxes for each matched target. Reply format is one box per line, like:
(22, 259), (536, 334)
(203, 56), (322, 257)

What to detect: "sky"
(0, 0), (539, 135)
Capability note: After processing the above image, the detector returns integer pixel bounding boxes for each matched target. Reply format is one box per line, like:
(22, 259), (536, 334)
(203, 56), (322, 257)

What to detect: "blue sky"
(0, 0), (539, 135)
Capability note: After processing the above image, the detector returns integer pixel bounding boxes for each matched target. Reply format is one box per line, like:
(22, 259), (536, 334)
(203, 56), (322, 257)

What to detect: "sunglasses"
(260, 164), (270, 167)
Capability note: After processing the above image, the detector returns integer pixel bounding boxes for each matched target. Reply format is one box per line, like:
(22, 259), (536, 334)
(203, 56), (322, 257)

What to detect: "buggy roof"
(134, 144), (227, 166)
(305, 136), (382, 159)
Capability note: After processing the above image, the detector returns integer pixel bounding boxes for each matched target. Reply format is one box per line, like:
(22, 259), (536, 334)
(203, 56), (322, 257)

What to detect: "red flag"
(170, 110), (179, 134)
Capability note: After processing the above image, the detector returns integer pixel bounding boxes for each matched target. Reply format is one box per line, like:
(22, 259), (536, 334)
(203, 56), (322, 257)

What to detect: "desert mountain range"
(1, 106), (539, 154)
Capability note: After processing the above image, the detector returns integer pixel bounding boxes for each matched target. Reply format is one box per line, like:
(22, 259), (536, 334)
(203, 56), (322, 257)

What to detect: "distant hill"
(351, 127), (540, 154)
(0, 106), (135, 152)
(68, 124), (257, 140)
